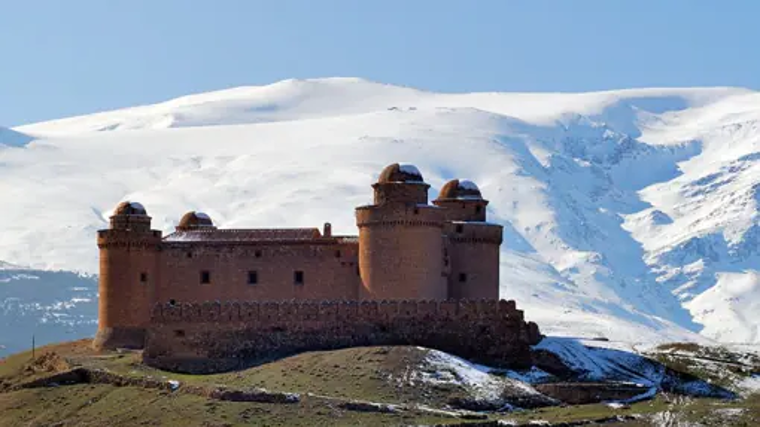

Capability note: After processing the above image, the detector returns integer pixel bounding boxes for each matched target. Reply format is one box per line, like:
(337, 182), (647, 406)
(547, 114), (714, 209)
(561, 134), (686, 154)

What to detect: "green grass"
(73, 345), (459, 406)
(0, 384), (466, 427)
(3, 339), (760, 426)
(0, 341), (480, 426)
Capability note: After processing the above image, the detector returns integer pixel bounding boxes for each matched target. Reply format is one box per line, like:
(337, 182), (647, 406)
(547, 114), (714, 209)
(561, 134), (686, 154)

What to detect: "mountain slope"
(0, 127), (33, 148)
(3, 78), (760, 349)
(0, 264), (97, 356)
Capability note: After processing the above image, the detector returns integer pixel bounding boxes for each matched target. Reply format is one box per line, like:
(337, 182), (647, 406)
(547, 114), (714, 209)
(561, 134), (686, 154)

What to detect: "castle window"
(186, 252), (192, 258)
(456, 224), (464, 233)
(174, 329), (185, 338)
(200, 270), (211, 284)
(335, 250), (341, 258)
(248, 271), (258, 285)
(140, 272), (148, 283)
(169, 299), (177, 306)
(294, 270), (304, 285)
(459, 273), (467, 283)
(413, 208), (419, 215)
(255, 250), (262, 258)
(475, 205), (483, 214)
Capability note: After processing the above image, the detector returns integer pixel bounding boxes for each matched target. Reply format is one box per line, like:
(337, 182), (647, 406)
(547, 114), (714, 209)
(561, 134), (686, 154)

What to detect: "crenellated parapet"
(150, 298), (525, 324)
(97, 229), (163, 249)
(355, 205), (444, 229)
(143, 298), (542, 374)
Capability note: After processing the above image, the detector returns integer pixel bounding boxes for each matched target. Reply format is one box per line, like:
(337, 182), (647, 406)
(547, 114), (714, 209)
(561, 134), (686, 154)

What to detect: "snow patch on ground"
(419, 349), (508, 401)
(738, 374), (760, 394)
(504, 367), (554, 384)
(534, 337), (662, 385)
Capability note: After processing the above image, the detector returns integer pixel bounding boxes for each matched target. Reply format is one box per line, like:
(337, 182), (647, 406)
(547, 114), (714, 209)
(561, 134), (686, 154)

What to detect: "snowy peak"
(14, 78), (426, 135)
(13, 78), (750, 137)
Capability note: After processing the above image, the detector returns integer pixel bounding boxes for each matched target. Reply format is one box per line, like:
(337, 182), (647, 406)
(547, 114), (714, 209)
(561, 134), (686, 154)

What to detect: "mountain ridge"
(2, 78), (760, 350)
(14, 78), (752, 136)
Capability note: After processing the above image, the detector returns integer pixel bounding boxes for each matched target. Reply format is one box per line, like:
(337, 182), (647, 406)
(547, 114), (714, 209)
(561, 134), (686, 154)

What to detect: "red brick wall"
(372, 182), (429, 205)
(444, 223), (503, 300)
(155, 242), (360, 304)
(433, 199), (489, 222)
(356, 204), (446, 300)
(94, 229), (161, 350)
(143, 299), (542, 373)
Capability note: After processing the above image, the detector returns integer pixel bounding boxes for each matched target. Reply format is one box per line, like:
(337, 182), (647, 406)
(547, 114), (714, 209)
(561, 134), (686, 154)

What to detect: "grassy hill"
(1, 339), (759, 426)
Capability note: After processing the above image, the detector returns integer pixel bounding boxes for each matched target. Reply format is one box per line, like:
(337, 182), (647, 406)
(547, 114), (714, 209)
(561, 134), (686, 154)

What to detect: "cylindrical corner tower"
(93, 201), (162, 351)
(434, 180), (503, 300)
(356, 163), (446, 300)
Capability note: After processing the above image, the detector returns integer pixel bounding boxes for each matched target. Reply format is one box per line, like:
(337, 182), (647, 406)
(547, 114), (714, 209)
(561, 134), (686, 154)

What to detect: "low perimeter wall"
(143, 299), (542, 374)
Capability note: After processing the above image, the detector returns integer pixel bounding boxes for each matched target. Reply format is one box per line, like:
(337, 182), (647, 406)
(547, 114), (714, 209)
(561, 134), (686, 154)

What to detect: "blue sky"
(2, 0), (759, 126)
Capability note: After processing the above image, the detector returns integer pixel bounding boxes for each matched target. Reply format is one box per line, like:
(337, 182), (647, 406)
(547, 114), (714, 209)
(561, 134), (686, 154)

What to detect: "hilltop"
(1, 338), (758, 426)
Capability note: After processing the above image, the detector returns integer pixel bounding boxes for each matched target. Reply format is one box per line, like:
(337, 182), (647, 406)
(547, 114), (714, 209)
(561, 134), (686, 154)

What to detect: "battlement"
(150, 299), (524, 324)
(355, 203), (444, 228)
(143, 298), (541, 374)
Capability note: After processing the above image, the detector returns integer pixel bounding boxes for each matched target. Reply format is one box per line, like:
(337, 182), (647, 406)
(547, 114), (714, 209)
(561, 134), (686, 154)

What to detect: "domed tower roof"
(113, 201), (148, 216)
(370, 163), (430, 205)
(176, 211), (215, 230)
(377, 163), (425, 184)
(436, 179), (483, 201)
(108, 201), (152, 231)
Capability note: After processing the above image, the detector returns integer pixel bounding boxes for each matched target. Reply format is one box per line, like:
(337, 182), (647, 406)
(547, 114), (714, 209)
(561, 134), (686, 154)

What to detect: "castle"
(95, 163), (541, 373)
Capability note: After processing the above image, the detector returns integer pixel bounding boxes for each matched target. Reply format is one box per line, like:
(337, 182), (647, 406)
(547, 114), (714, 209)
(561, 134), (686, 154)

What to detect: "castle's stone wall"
(95, 164), (520, 358)
(94, 229), (161, 350)
(443, 222), (503, 300)
(155, 242), (360, 304)
(143, 299), (542, 374)
(433, 199), (488, 222)
(372, 182), (429, 205)
(356, 204), (446, 300)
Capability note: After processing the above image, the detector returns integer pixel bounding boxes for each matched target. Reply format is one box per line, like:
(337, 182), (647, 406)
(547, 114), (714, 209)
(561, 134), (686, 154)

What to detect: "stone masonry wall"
(94, 229), (161, 350)
(155, 242), (361, 304)
(444, 222), (502, 300)
(356, 204), (446, 300)
(143, 299), (542, 374)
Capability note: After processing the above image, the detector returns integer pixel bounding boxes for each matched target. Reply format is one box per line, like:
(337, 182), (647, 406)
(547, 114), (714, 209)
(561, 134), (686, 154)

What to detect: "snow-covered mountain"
(0, 126), (33, 148)
(3, 78), (760, 355)
(0, 262), (97, 356)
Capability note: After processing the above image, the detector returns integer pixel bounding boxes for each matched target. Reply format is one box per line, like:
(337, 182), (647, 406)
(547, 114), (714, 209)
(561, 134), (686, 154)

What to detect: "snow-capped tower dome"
(436, 179), (483, 201)
(434, 179), (489, 222)
(176, 211), (216, 231)
(113, 201), (148, 216)
(109, 201), (152, 231)
(372, 163), (430, 205)
(377, 163), (425, 184)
